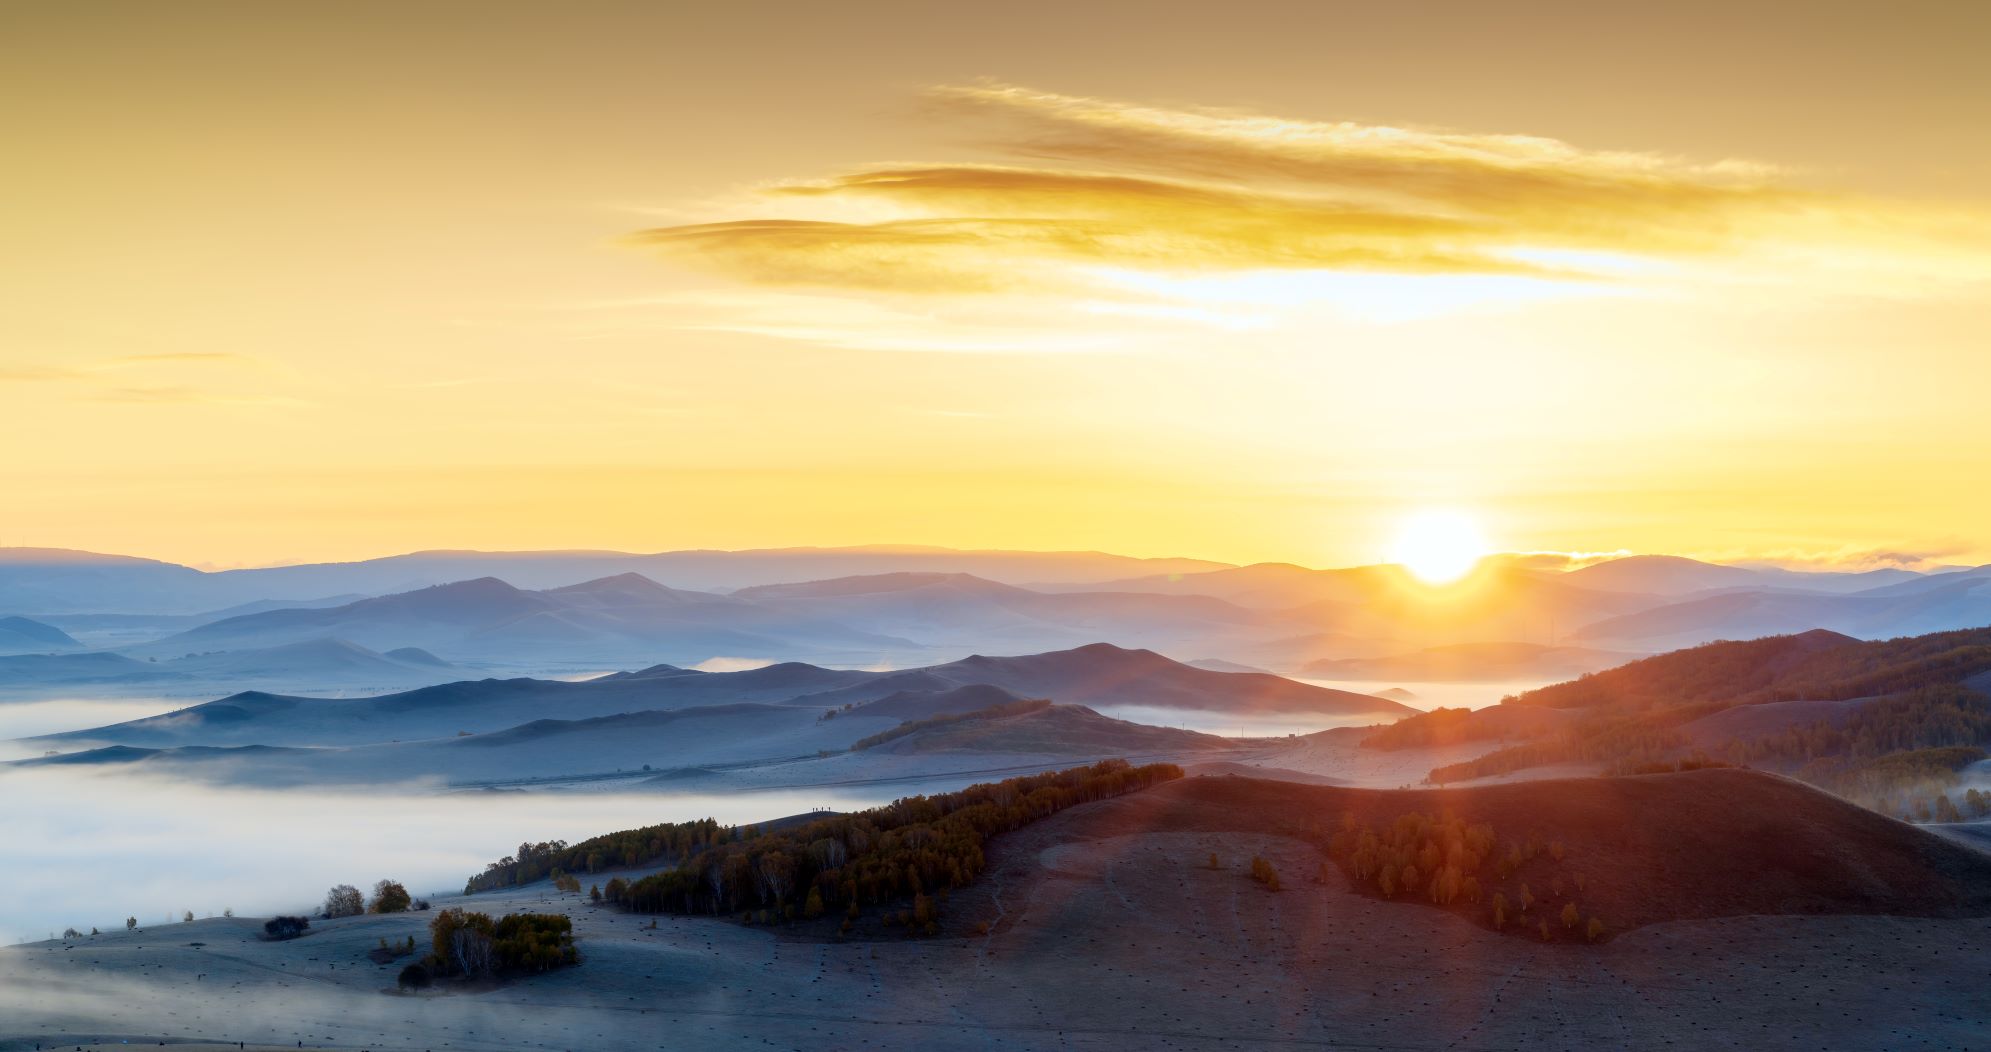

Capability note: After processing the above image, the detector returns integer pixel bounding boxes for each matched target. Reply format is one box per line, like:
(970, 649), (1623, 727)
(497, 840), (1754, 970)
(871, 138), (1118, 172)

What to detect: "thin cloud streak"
(625, 83), (1970, 307)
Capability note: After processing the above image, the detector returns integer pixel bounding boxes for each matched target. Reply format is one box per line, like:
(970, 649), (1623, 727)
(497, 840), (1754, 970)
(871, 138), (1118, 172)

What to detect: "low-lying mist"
(0, 698), (183, 758)
(0, 764), (892, 944)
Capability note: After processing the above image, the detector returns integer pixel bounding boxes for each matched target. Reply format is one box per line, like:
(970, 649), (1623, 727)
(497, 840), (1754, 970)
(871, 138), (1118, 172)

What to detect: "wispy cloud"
(1721, 544), (1979, 573)
(83, 386), (308, 407)
(625, 83), (1975, 306)
(106, 352), (253, 366)
(0, 353), (298, 406)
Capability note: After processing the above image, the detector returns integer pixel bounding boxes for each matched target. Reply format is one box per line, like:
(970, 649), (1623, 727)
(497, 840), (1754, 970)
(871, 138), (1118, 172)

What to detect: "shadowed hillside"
(982, 769), (1991, 940)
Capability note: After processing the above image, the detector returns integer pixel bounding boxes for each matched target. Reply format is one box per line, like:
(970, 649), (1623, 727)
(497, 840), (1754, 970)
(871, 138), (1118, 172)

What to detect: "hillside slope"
(994, 769), (1991, 934)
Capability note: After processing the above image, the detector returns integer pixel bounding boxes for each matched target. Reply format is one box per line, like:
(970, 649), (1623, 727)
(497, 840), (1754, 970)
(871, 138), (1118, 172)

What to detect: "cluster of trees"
(466, 817), (726, 893)
(614, 760), (1181, 929)
(1324, 810), (1609, 942)
(1603, 752), (1732, 776)
(850, 698), (1053, 751)
(1729, 686), (1991, 767)
(322, 880), (424, 918)
(425, 909), (576, 979)
(1327, 811), (1495, 906)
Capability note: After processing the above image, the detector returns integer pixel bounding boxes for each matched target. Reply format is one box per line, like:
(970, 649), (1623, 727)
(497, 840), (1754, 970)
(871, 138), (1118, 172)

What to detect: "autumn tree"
(1561, 902), (1579, 929)
(324, 884), (364, 918)
(429, 908), (496, 978)
(1249, 856), (1281, 891)
(371, 880), (412, 914)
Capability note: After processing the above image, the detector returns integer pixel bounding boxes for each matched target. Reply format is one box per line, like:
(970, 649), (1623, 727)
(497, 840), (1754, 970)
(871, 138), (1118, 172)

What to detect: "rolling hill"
(29, 643), (1406, 753)
(983, 769), (1991, 937)
(0, 615), (82, 653)
(792, 643), (1412, 717)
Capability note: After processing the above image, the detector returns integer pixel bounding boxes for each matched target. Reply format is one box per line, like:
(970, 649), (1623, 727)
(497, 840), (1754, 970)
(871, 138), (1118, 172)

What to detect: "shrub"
(611, 761), (1181, 920)
(1249, 856), (1281, 891)
(263, 916), (310, 940)
(397, 963), (432, 990)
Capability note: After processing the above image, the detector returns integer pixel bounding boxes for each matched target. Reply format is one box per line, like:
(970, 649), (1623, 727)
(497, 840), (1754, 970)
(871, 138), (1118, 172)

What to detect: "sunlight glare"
(1388, 509), (1491, 585)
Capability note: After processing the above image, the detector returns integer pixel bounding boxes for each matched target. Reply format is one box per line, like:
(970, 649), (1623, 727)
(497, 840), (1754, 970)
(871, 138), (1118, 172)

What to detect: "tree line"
(604, 760), (1181, 931)
(466, 817), (727, 893)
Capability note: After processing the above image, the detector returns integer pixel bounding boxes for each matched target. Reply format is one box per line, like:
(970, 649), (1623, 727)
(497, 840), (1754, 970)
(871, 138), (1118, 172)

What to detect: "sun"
(1387, 509), (1491, 585)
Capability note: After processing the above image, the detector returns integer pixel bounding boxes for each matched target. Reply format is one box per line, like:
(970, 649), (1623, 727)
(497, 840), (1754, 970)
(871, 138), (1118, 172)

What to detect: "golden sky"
(4, 2), (1990, 570)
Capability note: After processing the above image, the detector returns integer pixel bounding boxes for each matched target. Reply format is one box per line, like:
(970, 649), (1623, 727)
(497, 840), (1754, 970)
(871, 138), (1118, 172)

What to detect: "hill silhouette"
(33, 642), (1406, 751)
(0, 615), (81, 652)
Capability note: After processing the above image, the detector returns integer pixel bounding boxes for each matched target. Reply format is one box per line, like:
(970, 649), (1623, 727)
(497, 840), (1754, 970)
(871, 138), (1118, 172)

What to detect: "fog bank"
(0, 765), (889, 943)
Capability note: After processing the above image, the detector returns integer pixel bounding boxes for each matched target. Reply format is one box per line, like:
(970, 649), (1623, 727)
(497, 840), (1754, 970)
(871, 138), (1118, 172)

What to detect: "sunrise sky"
(5, 2), (1989, 570)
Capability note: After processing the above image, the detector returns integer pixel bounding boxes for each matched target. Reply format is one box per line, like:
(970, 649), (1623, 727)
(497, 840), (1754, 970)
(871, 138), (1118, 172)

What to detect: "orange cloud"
(629, 85), (1830, 294)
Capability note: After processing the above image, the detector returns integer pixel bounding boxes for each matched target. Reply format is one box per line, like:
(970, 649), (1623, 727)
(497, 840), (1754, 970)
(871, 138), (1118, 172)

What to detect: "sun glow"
(1388, 509), (1491, 585)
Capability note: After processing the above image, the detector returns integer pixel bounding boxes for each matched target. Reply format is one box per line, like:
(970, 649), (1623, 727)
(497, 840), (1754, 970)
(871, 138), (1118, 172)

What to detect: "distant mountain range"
(100, 571), (1289, 668)
(17, 642), (1399, 787)
(3, 545), (1988, 686)
(30, 642), (1407, 753)
(0, 545), (1230, 615)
